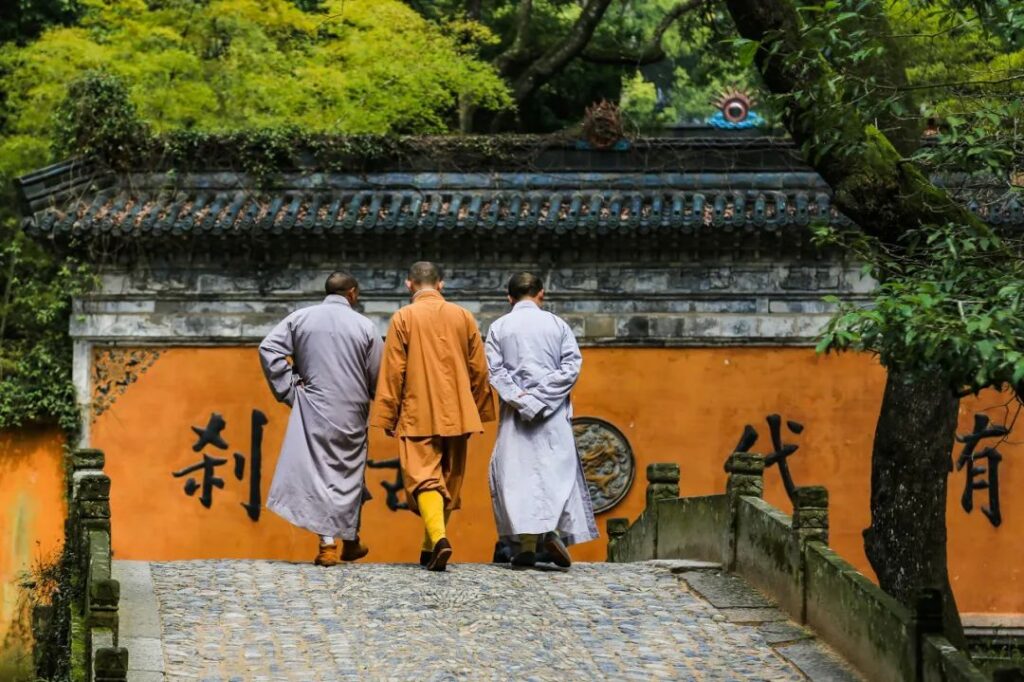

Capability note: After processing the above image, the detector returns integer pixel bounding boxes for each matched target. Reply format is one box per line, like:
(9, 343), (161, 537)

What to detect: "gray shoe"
(544, 535), (572, 568)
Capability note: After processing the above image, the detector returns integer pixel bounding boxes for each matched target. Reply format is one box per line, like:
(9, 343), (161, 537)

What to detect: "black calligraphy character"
(764, 414), (804, 502)
(723, 423), (759, 473)
(191, 413), (229, 452)
(174, 412), (231, 507)
(367, 458), (408, 511)
(955, 413), (1008, 527)
(173, 454), (228, 508)
(231, 410), (268, 522)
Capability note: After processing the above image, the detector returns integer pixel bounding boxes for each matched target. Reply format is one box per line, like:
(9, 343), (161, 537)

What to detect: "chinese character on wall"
(172, 410), (268, 521)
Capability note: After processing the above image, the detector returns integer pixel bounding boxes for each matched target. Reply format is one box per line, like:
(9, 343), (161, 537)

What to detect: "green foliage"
(619, 71), (674, 130)
(52, 70), (149, 165)
(893, 0), (1024, 175)
(0, 227), (93, 433)
(0, 0), (510, 141)
(25, 542), (82, 681)
(816, 223), (1024, 394)
(0, 0), (80, 45)
(0, 0), (511, 431)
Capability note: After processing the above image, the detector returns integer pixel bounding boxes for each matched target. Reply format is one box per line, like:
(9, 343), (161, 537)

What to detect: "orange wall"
(0, 428), (66, 647)
(90, 347), (1023, 614)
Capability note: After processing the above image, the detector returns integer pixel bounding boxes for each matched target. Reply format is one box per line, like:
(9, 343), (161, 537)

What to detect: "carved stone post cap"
(73, 448), (105, 470)
(646, 463), (680, 484)
(89, 578), (121, 608)
(94, 646), (129, 675)
(724, 452), (765, 474)
(793, 486), (829, 509)
(606, 517), (630, 537)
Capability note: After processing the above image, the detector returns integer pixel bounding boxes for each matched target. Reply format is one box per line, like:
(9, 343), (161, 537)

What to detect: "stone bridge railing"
(34, 448), (128, 681)
(607, 457), (989, 682)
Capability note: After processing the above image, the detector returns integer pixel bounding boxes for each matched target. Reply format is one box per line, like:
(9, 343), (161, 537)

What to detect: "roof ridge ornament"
(577, 100), (631, 151)
(707, 89), (765, 129)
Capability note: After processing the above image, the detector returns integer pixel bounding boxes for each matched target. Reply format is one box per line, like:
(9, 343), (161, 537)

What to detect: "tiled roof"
(15, 137), (1023, 251)
(24, 186), (851, 239)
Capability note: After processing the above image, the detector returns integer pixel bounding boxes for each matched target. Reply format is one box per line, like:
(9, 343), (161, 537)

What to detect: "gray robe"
(486, 300), (599, 546)
(259, 295), (383, 540)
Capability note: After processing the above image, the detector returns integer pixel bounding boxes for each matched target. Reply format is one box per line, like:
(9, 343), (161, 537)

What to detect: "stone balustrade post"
(723, 452), (764, 570)
(645, 463), (679, 559)
(606, 517), (629, 561)
(725, 452), (765, 499)
(645, 463), (680, 507)
(93, 647), (129, 682)
(792, 486), (829, 546)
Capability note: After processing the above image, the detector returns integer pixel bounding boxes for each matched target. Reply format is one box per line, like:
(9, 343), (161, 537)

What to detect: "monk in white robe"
(259, 272), (383, 566)
(486, 272), (598, 567)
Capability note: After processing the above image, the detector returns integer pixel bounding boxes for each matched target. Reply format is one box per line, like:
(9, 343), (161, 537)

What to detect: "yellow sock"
(423, 510), (451, 551)
(418, 490), (446, 547)
(519, 534), (538, 553)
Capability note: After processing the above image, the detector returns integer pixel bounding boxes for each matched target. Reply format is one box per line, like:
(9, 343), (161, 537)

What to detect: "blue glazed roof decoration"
(707, 110), (765, 129)
(707, 89), (765, 129)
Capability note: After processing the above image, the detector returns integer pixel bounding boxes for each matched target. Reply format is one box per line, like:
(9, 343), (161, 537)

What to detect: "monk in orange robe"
(370, 261), (495, 571)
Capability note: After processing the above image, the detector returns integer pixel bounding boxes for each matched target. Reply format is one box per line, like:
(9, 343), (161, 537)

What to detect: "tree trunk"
(721, 0), (992, 644)
(865, 369), (966, 646)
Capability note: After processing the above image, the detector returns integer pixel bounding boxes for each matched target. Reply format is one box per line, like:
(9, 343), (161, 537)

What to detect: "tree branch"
(581, 0), (705, 66)
(886, 73), (1024, 92)
(510, 0), (615, 103)
(495, 0), (534, 77)
(722, 0), (991, 247)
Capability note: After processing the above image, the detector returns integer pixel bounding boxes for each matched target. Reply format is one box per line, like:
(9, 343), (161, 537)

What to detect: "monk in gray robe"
(485, 272), (598, 568)
(259, 272), (383, 566)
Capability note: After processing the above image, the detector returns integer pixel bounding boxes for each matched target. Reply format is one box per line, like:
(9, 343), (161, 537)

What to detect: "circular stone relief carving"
(573, 417), (636, 513)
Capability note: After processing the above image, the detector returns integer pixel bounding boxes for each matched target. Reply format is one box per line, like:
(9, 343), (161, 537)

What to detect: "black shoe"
(427, 538), (453, 572)
(544, 535), (572, 568)
(511, 551), (537, 567)
(492, 540), (513, 564)
(419, 550), (431, 567)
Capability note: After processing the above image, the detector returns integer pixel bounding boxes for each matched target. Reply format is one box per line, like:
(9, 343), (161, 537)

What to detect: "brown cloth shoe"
(426, 538), (453, 572)
(341, 539), (369, 562)
(314, 542), (340, 567)
(544, 535), (572, 568)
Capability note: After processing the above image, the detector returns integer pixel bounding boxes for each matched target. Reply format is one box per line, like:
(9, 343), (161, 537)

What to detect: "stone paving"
(114, 559), (861, 681)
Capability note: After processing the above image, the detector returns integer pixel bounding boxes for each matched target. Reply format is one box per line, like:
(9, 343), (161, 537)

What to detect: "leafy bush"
(816, 223), (1024, 396)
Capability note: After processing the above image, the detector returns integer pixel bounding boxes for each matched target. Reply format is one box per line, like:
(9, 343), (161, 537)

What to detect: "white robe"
(486, 300), (599, 546)
(259, 295), (383, 540)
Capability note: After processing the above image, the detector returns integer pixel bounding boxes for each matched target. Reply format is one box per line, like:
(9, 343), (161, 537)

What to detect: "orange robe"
(370, 289), (495, 510)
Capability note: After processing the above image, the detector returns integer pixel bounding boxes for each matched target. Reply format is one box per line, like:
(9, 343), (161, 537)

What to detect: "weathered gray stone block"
(646, 463), (680, 484)
(921, 635), (990, 682)
(74, 449), (106, 470)
(655, 495), (730, 564)
(75, 473), (111, 501)
(584, 315), (616, 338)
(80, 500), (111, 519)
(734, 497), (804, 623)
(804, 542), (915, 682)
(94, 646), (129, 681)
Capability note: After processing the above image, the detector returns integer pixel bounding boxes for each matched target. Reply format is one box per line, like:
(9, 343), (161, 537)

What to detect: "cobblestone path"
(114, 560), (861, 681)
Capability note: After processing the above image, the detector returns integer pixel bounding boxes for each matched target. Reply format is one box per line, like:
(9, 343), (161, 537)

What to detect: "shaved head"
(507, 272), (544, 301)
(408, 261), (443, 285)
(325, 271), (358, 295)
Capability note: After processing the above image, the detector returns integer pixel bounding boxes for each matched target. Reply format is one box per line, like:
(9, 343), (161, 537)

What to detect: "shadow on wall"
(0, 428), (66, 678)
